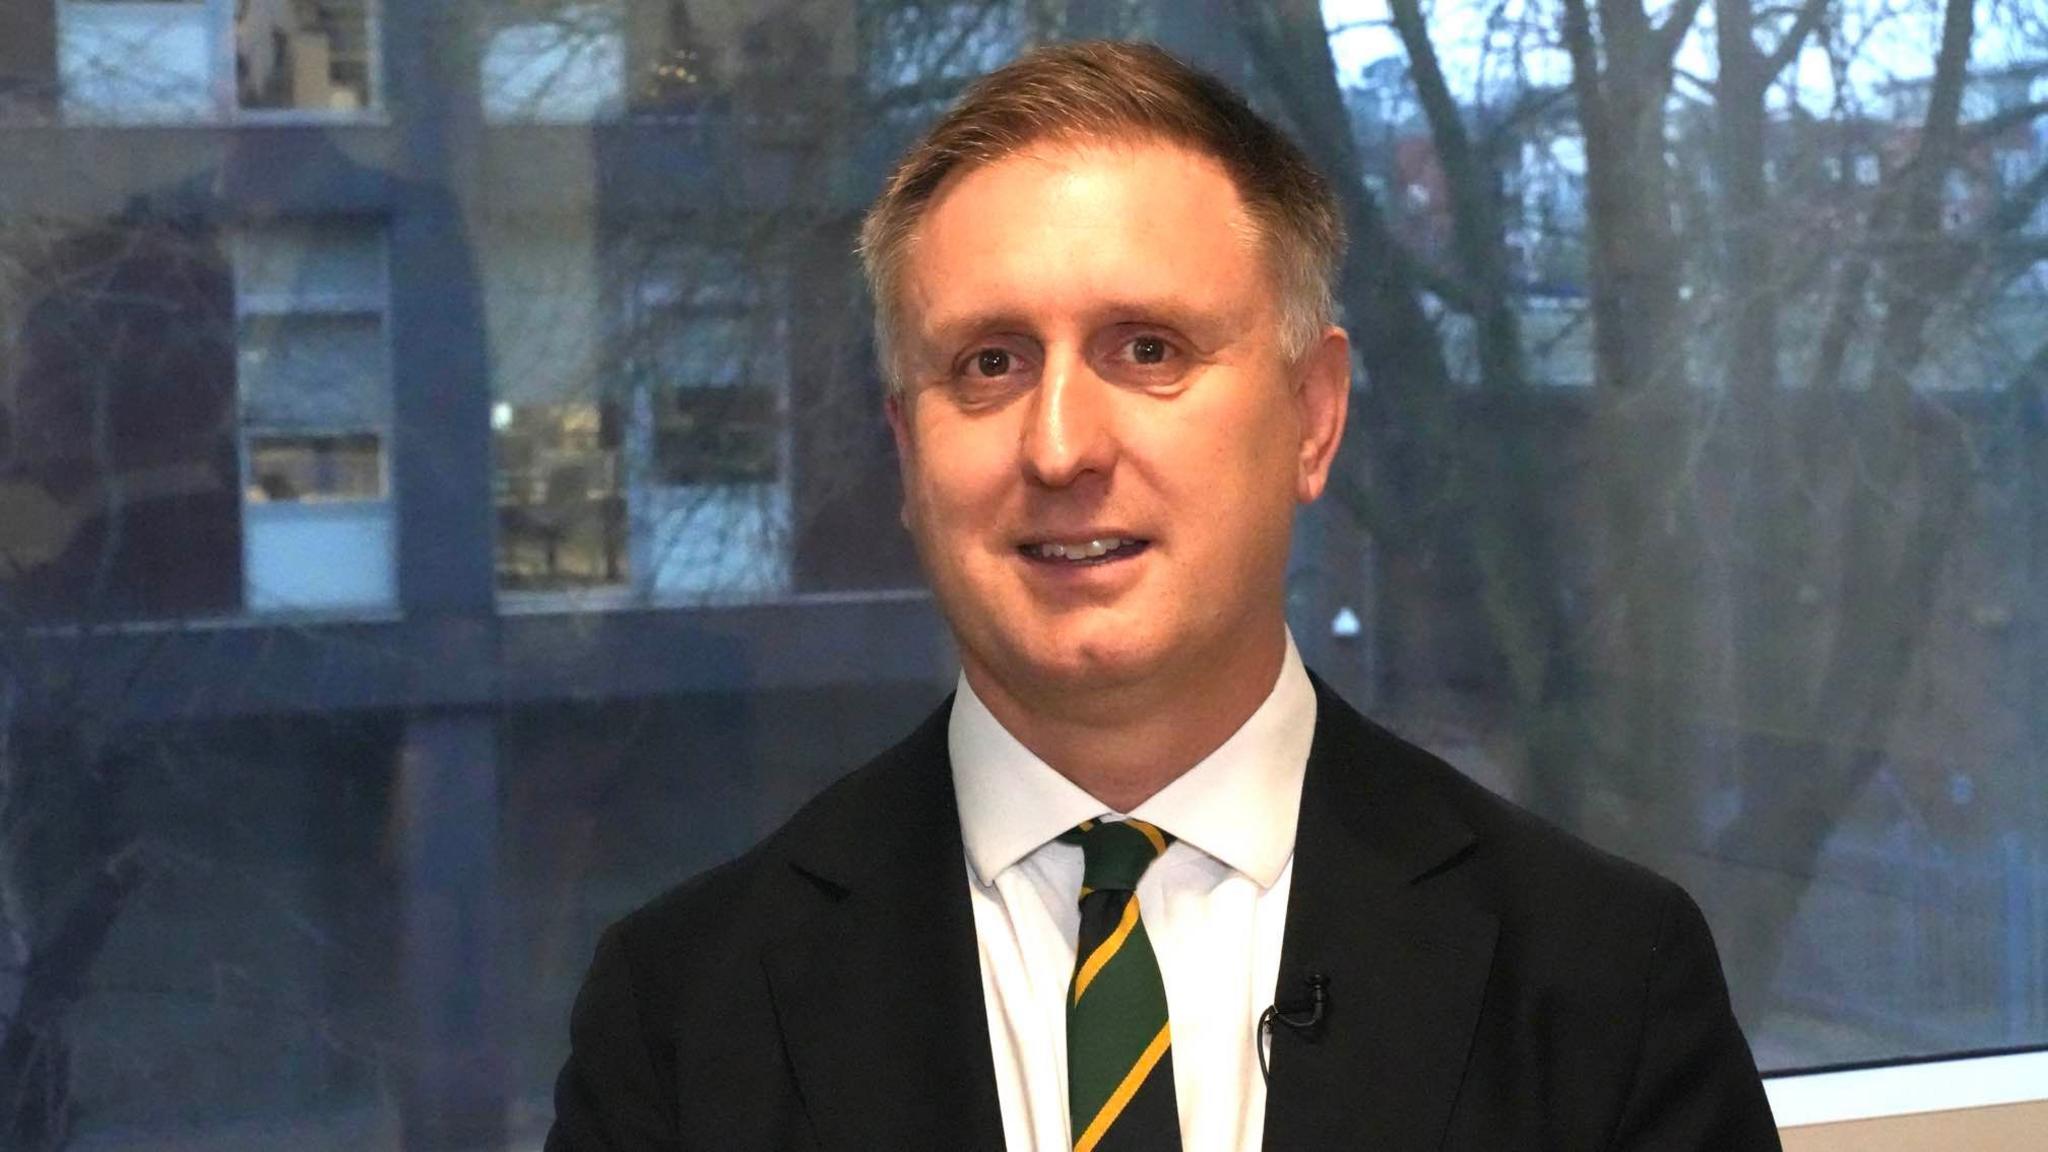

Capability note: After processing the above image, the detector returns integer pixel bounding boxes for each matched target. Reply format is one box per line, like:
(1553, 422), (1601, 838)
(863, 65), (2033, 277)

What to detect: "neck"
(963, 626), (1288, 812)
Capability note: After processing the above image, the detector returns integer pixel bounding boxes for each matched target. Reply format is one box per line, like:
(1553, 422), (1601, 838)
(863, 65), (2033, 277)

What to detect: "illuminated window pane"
(235, 0), (376, 112)
(246, 432), (383, 503)
(493, 402), (627, 590)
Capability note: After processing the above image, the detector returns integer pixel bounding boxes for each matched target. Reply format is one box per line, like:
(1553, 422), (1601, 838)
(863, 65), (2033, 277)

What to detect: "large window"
(52, 0), (380, 122)
(478, 0), (857, 123)
(486, 222), (795, 601)
(0, 219), (394, 619)
(1, 1), (2044, 1146)
(234, 221), (396, 611)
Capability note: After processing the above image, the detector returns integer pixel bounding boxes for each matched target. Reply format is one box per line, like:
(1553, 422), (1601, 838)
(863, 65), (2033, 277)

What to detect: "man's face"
(886, 139), (1348, 716)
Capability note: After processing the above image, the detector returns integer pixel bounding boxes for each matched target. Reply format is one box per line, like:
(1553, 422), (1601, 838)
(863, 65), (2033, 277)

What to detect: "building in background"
(1, 2), (2044, 1148)
(0, 2), (1257, 1146)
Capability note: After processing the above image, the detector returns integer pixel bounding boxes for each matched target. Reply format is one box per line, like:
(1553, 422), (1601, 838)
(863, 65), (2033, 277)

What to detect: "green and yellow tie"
(1060, 817), (1181, 1152)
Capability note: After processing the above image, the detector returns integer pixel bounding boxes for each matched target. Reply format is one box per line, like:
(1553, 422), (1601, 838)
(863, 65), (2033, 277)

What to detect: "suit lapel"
(1263, 681), (1500, 1150)
(760, 701), (1007, 1151)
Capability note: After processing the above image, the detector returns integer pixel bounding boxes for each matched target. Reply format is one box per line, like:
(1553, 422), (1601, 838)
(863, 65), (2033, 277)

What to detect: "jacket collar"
(762, 678), (1498, 1151)
(1260, 675), (1498, 1149)
(760, 699), (1008, 1150)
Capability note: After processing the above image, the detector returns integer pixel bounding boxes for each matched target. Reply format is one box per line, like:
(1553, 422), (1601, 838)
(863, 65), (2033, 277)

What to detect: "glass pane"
(0, 219), (242, 619)
(247, 431), (384, 502)
(236, 221), (388, 308)
(0, 4), (62, 121)
(479, 2), (626, 123)
(653, 384), (777, 485)
(239, 313), (388, 428)
(243, 499), (396, 608)
(493, 402), (627, 591)
(58, 1), (215, 123)
(636, 480), (790, 597)
(236, 0), (376, 111)
(61, 717), (403, 1135)
(479, 222), (607, 408)
(6, 2), (2048, 1148)
(621, 0), (721, 112)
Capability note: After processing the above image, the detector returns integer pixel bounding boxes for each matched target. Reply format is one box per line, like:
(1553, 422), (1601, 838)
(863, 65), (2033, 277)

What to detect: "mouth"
(1016, 536), (1151, 567)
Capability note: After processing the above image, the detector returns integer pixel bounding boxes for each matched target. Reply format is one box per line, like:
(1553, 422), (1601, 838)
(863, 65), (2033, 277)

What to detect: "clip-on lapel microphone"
(1257, 972), (1330, 1083)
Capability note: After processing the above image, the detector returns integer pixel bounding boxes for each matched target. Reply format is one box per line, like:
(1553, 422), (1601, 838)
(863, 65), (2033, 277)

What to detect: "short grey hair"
(858, 40), (1347, 393)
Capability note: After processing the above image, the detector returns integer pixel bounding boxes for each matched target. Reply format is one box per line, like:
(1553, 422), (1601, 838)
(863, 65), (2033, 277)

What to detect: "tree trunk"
(1716, 0), (1981, 1006)
(1561, 0), (1708, 848)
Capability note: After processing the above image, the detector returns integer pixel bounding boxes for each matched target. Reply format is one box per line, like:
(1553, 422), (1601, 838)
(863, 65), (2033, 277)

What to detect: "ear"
(884, 389), (915, 530)
(1292, 326), (1350, 505)
(885, 389), (911, 455)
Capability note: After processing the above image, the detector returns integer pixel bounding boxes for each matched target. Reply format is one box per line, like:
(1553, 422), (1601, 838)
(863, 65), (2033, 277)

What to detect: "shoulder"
(1309, 685), (1778, 1144)
(599, 695), (956, 985)
(1313, 681), (1699, 961)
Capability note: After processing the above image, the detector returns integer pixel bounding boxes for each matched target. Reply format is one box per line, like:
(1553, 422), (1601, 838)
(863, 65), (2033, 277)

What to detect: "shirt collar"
(950, 631), (1315, 890)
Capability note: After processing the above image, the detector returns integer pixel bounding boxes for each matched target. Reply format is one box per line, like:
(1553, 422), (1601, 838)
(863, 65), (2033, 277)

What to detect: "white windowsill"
(1766, 1049), (2048, 1127)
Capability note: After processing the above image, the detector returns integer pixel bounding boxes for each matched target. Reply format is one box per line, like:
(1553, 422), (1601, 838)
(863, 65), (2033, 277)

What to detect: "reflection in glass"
(233, 222), (395, 611)
(486, 225), (792, 600)
(3, 2), (2047, 1147)
(54, 0), (377, 121)
(235, 0), (376, 112)
(494, 401), (626, 589)
(479, 1), (626, 123)
(246, 431), (383, 503)
(58, 0), (214, 122)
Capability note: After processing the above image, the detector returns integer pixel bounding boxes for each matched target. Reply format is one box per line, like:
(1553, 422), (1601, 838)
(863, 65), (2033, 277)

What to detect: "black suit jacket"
(547, 678), (1782, 1150)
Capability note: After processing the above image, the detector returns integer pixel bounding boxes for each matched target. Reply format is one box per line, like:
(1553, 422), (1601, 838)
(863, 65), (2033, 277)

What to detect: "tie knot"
(1058, 818), (1174, 892)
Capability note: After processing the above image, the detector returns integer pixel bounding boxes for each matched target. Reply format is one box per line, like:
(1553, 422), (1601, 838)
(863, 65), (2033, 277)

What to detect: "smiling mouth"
(1018, 537), (1151, 565)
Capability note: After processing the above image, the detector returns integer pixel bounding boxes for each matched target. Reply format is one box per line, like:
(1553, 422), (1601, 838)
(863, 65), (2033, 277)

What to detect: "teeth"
(1032, 537), (1131, 561)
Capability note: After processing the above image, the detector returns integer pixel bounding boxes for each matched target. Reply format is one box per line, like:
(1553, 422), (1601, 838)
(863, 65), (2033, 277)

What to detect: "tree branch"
(1981, 162), (2048, 245)
(1559, 0), (1608, 142)
(1761, 0), (1831, 80)
(1961, 98), (2048, 144)
(1653, 0), (1711, 70)
(1481, 84), (1573, 154)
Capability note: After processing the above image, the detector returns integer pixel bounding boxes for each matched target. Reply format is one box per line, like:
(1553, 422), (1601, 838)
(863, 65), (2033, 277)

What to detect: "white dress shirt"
(951, 633), (1316, 1152)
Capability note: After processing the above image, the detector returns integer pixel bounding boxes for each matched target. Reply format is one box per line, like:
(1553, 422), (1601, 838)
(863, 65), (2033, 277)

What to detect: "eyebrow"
(918, 309), (1035, 348)
(917, 298), (1230, 350)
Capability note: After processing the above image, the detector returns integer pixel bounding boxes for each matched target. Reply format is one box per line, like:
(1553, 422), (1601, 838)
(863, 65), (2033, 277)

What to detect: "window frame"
(232, 220), (398, 613)
(1765, 1046), (2048, 1128)
(57, 0), (386, 125)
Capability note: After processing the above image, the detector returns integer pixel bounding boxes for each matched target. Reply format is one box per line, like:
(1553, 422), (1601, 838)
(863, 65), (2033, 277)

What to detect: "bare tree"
(1230, 0), (2047, 1032)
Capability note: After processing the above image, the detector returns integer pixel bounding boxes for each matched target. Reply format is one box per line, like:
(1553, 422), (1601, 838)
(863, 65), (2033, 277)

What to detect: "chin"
(1012, 627), (1171, 692)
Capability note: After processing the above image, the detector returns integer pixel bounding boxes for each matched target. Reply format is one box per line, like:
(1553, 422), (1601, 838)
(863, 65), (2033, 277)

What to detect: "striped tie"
(1060, 817), (1181, 1152)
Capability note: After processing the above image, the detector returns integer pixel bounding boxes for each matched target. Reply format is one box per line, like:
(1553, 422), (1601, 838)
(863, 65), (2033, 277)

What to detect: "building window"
(58, 0), (215, 121)
(56, 0), (378, 123)
(483, 222), (625, 592)
(478, 1), (852, 123)
(485, 224), (790, 600)
(0, 220), (242, 619)
(623, 239), (790, 599)
(479, 1), (627, 123)
(234, 221), (396, 611)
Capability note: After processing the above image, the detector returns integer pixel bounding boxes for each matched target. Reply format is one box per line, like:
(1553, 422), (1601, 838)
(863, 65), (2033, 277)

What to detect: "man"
(548, 40), (1781, 1152)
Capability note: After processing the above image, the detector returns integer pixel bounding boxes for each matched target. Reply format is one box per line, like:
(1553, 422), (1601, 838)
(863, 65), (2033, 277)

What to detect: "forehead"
(900, 139), (1270, 334)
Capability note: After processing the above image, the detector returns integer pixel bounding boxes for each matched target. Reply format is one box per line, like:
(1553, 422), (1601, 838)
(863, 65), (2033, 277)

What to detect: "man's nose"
(1020, 352), (1118, 487)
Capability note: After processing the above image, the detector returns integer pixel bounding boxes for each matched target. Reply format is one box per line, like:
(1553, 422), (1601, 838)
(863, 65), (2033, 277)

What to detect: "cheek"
(904, 447), (1003, 536)
(1160, 417), (1294, 503)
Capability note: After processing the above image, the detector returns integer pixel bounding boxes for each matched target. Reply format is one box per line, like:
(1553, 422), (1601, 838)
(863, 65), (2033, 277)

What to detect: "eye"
(973, 348), (1013, 377)
(945, 343), (1035, 404)
(1130, 335), (1169, 365)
